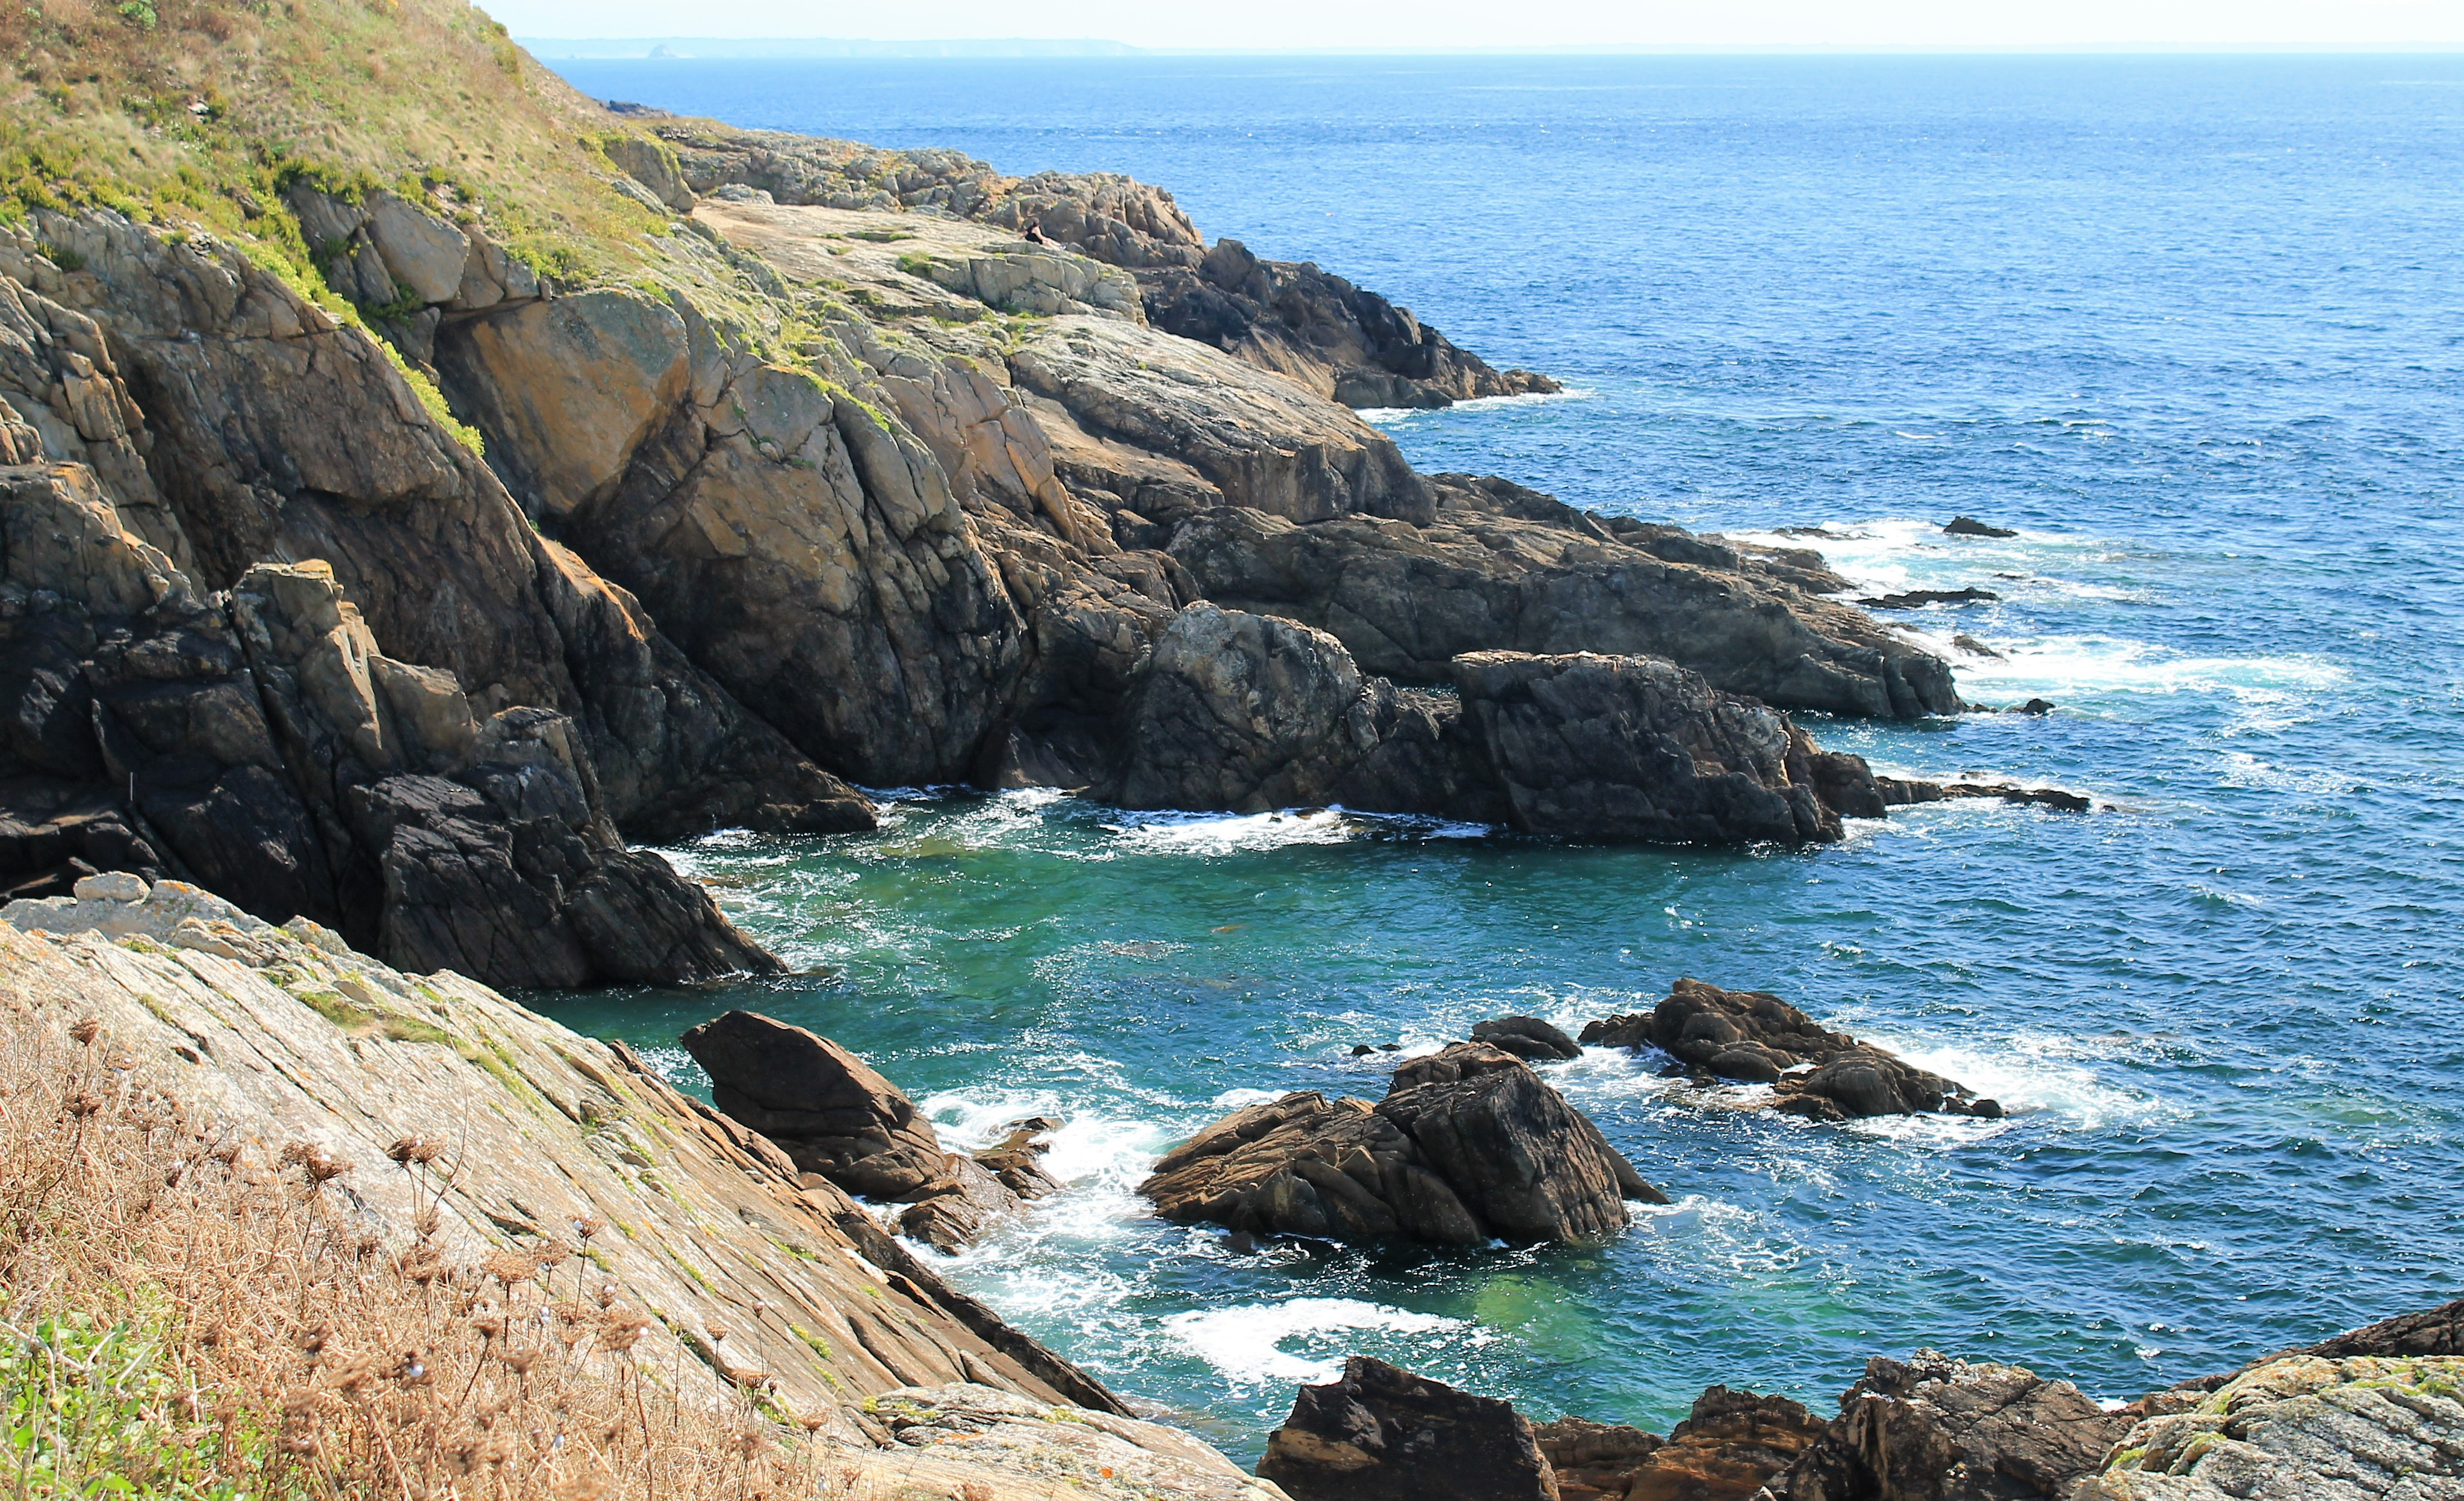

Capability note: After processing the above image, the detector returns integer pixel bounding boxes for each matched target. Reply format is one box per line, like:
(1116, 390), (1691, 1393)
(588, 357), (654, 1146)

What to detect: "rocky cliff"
(0, 0), (1975, 984)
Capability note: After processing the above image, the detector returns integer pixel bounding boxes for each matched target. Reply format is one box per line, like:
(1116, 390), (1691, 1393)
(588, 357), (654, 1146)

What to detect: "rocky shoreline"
(0, 13), (2090, 988)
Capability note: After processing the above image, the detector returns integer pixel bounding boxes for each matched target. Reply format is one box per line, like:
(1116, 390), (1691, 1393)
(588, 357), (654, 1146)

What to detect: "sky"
(493, 0), (2464, 51)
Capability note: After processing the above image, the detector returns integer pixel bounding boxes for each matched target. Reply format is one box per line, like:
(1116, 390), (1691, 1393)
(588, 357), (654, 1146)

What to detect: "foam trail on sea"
(1357, 386), (1599, 427)
(1162, 1299), (1474, 1387)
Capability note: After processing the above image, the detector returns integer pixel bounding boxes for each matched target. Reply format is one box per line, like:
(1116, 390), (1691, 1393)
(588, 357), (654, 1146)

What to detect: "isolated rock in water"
(1581, 979), (2000, 1121)
(1381, 1042), (1665, 1237)
(973, 1116), (1065, 1199)
(1140, 1043), (1660, 1246)
(1878, 779), (2091, 814)
(681, 1010), (948, 1198)
(1137, 1091), (1488, 1246)
(2076, 1355), (2464, 1501)
(2007, 697), (2055, 714)
(1258, 1356), (1557, 1501)
(1856, 587), (2000, 610)
(1470, 1015), (1582, 1060)
(1950, 633), (2006, 660)
(1943, 516), (2019, 539)
(1541, 1387), (1825, 1501)
(1765, 1349), (2132, 1501)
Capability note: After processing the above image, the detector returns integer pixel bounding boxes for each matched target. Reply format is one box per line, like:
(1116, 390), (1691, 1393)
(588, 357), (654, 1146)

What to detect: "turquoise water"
(538, 55), (2464, 1455)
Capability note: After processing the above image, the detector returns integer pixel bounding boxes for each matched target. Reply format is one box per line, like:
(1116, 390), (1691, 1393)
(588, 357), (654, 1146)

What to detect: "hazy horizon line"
(518, 37), (2464, 59)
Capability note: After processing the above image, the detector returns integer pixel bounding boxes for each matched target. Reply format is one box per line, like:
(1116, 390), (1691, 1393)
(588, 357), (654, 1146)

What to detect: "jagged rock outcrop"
(2075, 1355), (2463, 1500)
(1760, 1349), (2133, 1501)
(2304, 1296), (2464, 1358)
(2, 214), (869, 851)
(1166, 475), (1961, 721)
(1258, 1356), (1559, 1501)
(681, 1008), (1054, 1252)
(1541, 1388), (1827, 1501)
(1583, 979), (2003, 1121)
(1104, 604), (1885, 845)
(1138, 1042), (1662, 1246)
(2, 890), (1326, 1497)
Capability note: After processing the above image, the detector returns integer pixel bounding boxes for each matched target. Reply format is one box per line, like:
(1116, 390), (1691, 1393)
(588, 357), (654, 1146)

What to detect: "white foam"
(1849, 1029), (2162, 1132)
(1162, 1298), (1470, 1386)
(1899, 630), (2348, 703)
(1357, 386), (1599, 426)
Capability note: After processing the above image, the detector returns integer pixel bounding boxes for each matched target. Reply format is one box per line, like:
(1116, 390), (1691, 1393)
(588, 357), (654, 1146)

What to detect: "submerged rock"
(1258, 1356), (1557, 1501)
(1581, 979), (2000, 1121)
(1878, 779), (2092, 814)
(1856, 586), (2000, 610)
(1943, 516), (2019, 539)
(1763, 1349), (2132, 1501)
(1137, 1041), (1662, 1247)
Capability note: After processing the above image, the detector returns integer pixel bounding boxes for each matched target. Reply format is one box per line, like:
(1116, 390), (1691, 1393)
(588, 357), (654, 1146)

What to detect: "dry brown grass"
(0, 993), (836, 1500)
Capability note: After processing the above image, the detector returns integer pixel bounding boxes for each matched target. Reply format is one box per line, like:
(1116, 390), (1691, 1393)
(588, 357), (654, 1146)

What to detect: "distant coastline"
(520, 37), (2464, 59)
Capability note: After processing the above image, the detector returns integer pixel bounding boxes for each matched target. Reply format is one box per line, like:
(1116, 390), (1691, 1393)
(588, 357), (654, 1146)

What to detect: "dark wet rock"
(1950, 634), (2005, 660)
(1454, 650), (1872, 845)
(1943, 516), (2019, 539)
(1258, 1356), (1556, 1501)
(2008, 698), (2055, 714)
(1470, 1015), (1581, 1061)
(1138, 1042), (1661, 1247)
(2306, 1296), (2464, 1358)
(1763, 1349), (2137, 1501)
(1168, 475), (1962, 722)
(1878, 779), (2091, 814)
(1857, 587), (2000, 610)
(1351, 1043), (1378, 1056)
(681, 1010), (950, 1198)
(1581, 979), (2000, 1121)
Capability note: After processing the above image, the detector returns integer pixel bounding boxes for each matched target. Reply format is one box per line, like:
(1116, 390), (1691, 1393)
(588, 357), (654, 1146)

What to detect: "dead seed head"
(69, 1015), (101, 1045)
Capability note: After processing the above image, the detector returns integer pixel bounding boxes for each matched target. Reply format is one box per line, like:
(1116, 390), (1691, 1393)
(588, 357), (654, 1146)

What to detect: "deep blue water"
(539, 55), (2464, 1455)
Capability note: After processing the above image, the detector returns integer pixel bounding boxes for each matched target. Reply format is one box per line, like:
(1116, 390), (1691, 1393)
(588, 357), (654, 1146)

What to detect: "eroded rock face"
(1582, 980), (2001, 1121)
(1258, 1356), (1559, 1501)
(1137, 1042), (1660, 1246)
(1764, 1349), (2134, 1501)
(681, 1010), (949, 1197)
(2076, 1355), (2464, 1501)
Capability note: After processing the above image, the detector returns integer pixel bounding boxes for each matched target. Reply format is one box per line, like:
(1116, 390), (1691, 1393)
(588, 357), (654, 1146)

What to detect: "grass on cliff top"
(0, 0), (669, 288)
(0, 994), (834, 1499)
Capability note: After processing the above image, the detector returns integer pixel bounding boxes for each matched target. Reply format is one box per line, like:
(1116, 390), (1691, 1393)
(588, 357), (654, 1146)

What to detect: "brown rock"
(1764, 1349), (2132, 1501)
(1531, 1416), (1663, 1501)
(1258, 1356), (1559, 1501)
(896, 1153), (1023, 1254)
(1627, 1387), (1826, 1501)
(680, 1010), (948, 1199)
(1469, 1015), (1582, 1061)
(975, 1116), (1065, 1199)
(1138, 1044), (1661, 1247)
(1583, 980), (1999, 1122)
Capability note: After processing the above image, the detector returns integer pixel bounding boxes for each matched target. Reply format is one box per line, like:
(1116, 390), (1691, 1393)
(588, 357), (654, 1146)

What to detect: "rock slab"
(1258, 1356), (1559, 1501)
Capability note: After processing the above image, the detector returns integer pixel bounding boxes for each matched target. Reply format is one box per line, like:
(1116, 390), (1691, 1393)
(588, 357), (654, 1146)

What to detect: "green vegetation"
(0, 1302), (264, 1499)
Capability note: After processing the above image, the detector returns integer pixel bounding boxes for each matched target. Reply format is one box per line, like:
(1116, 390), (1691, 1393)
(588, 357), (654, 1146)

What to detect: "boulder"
(1581, 980), (2000, 1121)
(1540, 1387), (1826, 1501)
(1943, 517), (2019, 539)
(1258, 1356), (1557, 1501)
(1138, 1043), (1662, 1247)
(680, 1010), (948, 1198)
(975, 1115), (1065, 1199)
(1470, 1015), (1581, 1061)
(1763, 1349), (2133, 1501)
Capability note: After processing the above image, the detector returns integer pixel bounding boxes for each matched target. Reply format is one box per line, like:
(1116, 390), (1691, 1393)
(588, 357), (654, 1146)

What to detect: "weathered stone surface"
(1533, 1416), (1665, 1501)
(2078, 1355), (2463, 1501)
(0, 892), (1266, 1487)
(2306, 1298), (2464, 1359)
(1168, 475), (1960, 721)
(1583, 979), (2001, 1121)
(1763, 1349), (2133, 1501)
(897, 1153), (1026, 1254)
(976, 1115), (1066, 1199)
(681, 1009), (949, 1199)
(1138, 1043), (1659, 1246)
(1258, 1357), (1559, 1501)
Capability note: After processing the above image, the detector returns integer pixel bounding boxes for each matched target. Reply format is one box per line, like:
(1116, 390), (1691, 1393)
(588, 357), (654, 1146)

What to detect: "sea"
(535, 53), (2464, 1456)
